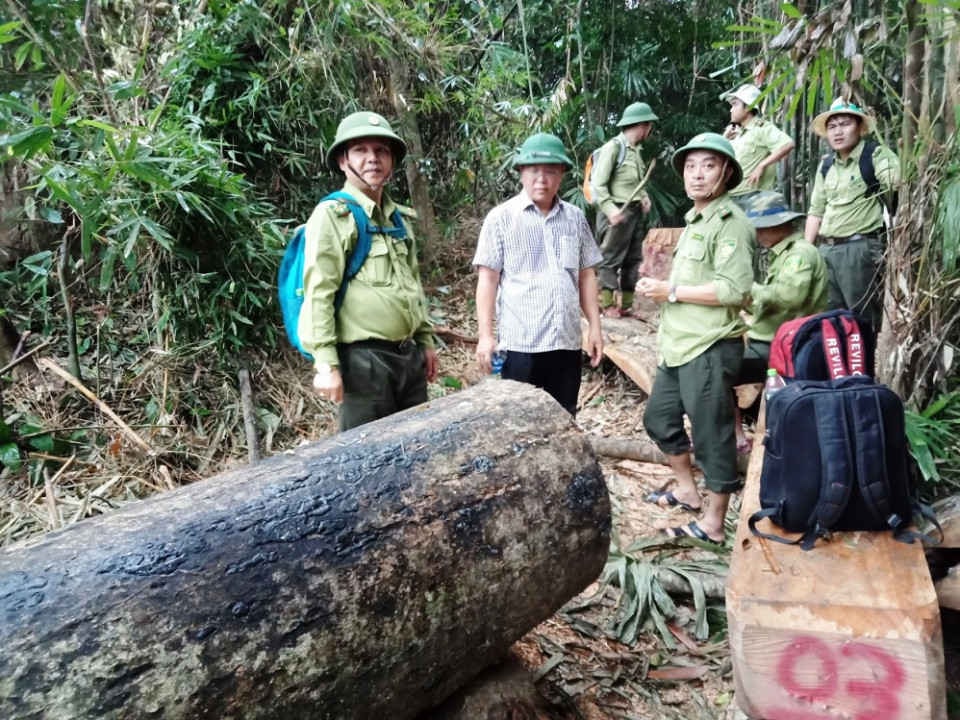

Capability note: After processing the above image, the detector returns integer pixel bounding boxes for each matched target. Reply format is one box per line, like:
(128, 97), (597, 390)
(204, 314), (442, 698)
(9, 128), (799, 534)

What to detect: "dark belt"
(817, 232), (878, 246)
(343, 338), (418, 353)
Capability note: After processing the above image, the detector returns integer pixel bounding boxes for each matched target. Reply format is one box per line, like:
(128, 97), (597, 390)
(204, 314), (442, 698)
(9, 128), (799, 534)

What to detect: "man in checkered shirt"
(473, 132), (604, 415)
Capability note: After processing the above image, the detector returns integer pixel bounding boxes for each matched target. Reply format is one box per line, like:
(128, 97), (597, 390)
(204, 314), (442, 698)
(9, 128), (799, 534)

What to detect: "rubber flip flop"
(645, 490), (701, 513)
(662, 521), (724, 546)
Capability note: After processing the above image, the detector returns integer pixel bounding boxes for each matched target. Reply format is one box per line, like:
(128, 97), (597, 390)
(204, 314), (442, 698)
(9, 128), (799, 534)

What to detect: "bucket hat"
(743, 191), (805, 228)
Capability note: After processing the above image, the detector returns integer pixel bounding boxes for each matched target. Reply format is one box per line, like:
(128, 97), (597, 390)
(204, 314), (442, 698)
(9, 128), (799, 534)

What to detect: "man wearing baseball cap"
(721, 84), (795, 202)
(473, 132), (604, 415)
(804, 98), (899, 332)
(300, 110), (437, 430)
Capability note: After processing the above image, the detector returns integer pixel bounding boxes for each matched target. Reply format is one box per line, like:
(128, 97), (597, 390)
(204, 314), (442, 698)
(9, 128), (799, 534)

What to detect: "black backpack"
(819, 139), (898, 217)
(750, 375), (940, 550)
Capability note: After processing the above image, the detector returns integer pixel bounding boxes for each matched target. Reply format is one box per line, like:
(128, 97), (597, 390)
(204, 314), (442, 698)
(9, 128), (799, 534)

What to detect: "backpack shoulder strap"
(859, 140), (881, 198)
(819, 152), (834, 178)
(614, 135), (628, 168)
(820, 317), (850, 379)
(836, 313), (867, 376)
(808, 390), (856, 545)
(849, 383), (893, 529)
(321, 191), (372, 310)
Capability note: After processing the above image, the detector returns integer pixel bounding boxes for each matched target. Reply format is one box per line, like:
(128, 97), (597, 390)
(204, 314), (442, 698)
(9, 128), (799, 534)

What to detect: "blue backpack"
(278, 190), (407, 359)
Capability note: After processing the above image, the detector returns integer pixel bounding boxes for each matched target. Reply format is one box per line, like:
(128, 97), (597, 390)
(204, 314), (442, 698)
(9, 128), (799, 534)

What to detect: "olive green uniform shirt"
(298, 185), (435, 369)
(808, 139), (899, 237)
(729, 118), (793, 196)
(659, 196), (755, 367)
(748, 232), (828, 342)
(591, 133), (651, 219)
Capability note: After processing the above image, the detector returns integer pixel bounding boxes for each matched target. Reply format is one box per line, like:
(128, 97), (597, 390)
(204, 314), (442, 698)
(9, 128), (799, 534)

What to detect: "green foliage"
(906, 391), (960, 490)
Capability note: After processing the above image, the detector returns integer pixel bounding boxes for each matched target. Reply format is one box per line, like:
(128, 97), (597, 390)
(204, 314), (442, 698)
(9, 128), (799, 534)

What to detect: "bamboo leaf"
(781, 3), (802, 19)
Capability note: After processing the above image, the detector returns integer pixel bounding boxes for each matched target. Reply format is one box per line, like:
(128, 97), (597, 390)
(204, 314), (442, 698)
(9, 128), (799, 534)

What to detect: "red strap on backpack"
(838, 314), (866, 375)
(820, 319), (849, 379)
(768, 316), (806, 378)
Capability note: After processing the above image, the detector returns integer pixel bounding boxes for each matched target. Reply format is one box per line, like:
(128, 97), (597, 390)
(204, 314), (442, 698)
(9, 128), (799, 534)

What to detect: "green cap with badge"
(326, 111), (407, 171)
(512, 132), (574, 169)
(671, 132), (743, 189)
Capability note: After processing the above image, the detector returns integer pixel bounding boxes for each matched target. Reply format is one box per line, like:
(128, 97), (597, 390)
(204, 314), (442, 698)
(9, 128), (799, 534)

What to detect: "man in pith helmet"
(804, 98), (899, 332)
(592, 101), (659, 317)
(637, 132), (755, 545)
(299, 110), (437, 430)
(473, 132), (603, 415)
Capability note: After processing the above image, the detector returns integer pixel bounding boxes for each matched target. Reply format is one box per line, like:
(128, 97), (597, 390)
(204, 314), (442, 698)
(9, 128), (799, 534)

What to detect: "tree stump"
(0, 380), (610, 720)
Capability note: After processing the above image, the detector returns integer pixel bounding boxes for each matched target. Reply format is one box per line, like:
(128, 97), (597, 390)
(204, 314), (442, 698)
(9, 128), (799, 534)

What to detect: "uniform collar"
(834, 138), (866, 166)
(340, 182), (396, 217)
(769, 231), (802, 257)
(684, 195), (733, 223)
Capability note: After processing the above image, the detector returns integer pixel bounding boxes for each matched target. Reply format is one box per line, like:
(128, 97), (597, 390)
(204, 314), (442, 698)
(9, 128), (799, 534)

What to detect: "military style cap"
(616, 102), (659, 127)
(671, 132), (743, 189)
(743, 191), (805, 228)
(326, 111), (407, 172)
(811, 98), (877, 138)
(512, 132), (574, 169)
(720, 83), (762, 110)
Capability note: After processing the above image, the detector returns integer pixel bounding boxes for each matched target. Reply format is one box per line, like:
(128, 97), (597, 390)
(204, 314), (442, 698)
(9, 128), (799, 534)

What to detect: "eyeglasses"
(826, 118), (858, 131)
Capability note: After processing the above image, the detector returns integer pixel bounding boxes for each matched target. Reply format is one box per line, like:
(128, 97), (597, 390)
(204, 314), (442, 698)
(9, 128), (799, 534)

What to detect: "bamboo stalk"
(36, 358), (153, 454)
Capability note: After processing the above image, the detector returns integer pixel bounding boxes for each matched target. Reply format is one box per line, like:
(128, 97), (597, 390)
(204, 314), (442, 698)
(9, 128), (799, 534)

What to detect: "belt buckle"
(398, 338), (416, 352)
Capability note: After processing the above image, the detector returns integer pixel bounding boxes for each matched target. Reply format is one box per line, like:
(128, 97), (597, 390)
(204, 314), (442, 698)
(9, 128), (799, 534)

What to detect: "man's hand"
(746, 166), (764, 186)
(476, 334), (496, 374)
(636, 276), (669, 303)
(640, 196), (652, 215)
(313, 365), (344, 403)
(608, 209), (627, 226)
(424, 347), (439, 382)
(723, 123), (739, 140)
(585, 324), (603, 367)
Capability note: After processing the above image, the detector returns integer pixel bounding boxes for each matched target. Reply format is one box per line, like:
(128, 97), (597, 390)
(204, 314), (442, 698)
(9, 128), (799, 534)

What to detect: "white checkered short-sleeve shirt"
(473, 191), (602, 352)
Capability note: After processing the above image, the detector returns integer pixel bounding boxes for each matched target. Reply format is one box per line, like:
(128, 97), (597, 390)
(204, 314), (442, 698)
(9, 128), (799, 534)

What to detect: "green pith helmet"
(325, 111), (407, 172)
(671, 132), (743, 190)
(743, 191), (805, 228)
(512, 132), (574, 169)
(617, 102), (659, 127)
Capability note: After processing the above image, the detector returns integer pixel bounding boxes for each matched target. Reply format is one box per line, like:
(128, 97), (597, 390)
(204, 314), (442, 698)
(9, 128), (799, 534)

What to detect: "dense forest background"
(1, 0), (959, 540)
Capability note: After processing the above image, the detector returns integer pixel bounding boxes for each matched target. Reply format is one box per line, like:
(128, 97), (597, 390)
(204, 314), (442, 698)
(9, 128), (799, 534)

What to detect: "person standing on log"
(804, 98), (899, 333)
(637, 133), (755, 545)
(473, 132), (604, 416)
(299, 111), (438, 430)
(733, 190), (828, 453)
(593, 102), (659, 318)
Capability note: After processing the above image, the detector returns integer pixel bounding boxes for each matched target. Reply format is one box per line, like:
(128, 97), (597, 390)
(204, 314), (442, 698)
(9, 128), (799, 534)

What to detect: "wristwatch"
(667, 285), (678, 303)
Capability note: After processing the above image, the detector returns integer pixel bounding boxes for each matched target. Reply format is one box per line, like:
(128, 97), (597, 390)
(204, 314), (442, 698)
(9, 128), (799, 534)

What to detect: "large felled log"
(0, 380), (610, 720)
(727, 413), (946, 719)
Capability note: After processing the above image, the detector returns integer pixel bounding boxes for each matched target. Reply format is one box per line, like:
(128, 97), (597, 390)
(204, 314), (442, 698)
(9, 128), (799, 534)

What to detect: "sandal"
(645, 490), (701, 513)
(662, 521), (724, 546)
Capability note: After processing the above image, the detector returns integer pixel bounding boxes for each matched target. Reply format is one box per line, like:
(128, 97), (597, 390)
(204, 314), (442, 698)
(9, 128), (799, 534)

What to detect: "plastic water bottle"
(764, 368), (786, 402)
(491, 349), (507, 376)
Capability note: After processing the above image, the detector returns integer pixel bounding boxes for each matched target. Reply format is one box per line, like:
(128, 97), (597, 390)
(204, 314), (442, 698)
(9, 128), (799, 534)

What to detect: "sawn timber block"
(727, 429), (946, 720)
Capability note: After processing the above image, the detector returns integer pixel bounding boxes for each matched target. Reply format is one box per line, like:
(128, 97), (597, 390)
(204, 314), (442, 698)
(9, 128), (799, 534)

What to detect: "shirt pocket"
(674, 237), (707, 283)
(357, 240), (392, 286)
(556, 235), (580, 271)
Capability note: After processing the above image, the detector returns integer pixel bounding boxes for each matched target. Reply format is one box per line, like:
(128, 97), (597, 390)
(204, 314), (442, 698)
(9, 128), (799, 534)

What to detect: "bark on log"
(0, 380), (610, 720)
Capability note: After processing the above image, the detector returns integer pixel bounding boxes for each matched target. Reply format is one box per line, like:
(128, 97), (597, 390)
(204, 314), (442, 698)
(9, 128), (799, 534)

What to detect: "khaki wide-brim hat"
(743, 191), (805, 228)
(811, 99), (877, 137)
